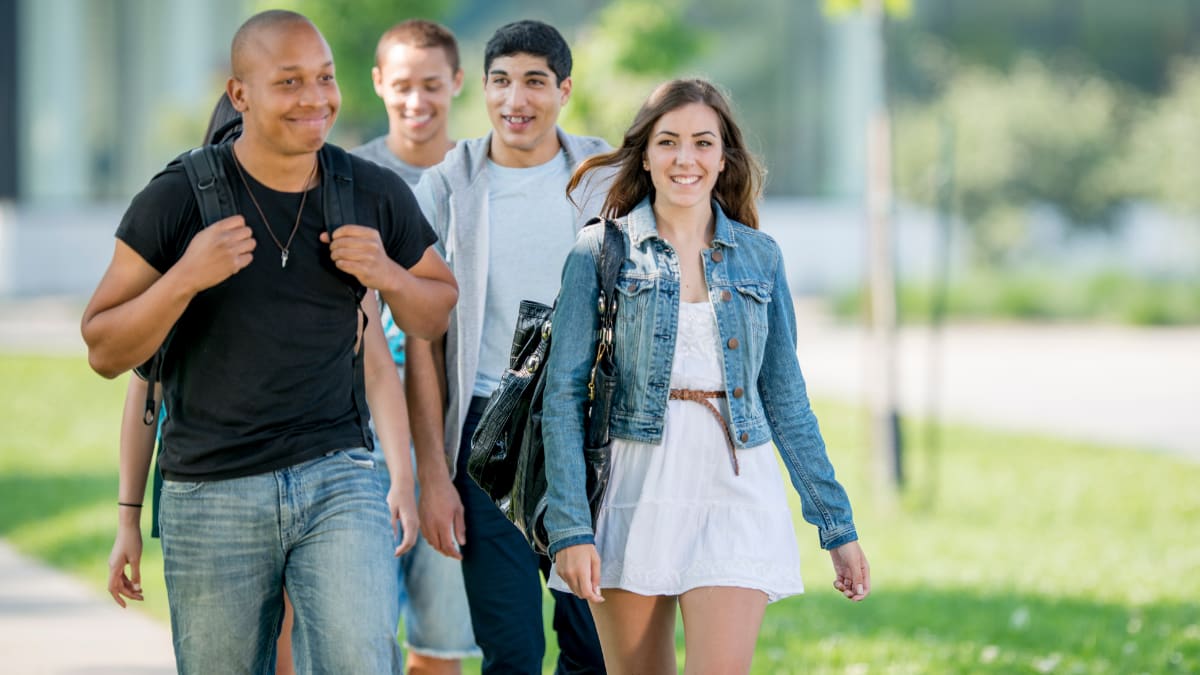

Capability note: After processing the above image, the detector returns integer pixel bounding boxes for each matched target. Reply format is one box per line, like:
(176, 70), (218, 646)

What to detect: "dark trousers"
(456, 397), (605, 674)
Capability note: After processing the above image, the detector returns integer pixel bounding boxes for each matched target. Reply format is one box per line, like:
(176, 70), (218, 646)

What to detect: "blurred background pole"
(864, 0), (902, 497)
(0, 0), (17, 201)
(922, 116), (955, 510)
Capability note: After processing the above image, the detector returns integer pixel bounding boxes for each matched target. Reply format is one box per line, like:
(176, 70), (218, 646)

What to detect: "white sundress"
(548, 301), (805, 602)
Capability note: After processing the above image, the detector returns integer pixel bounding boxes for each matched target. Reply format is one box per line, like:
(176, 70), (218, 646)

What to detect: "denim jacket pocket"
(734, 281), (772, 335)
(612, 275), (659, 423)
(613, 275), (657, 362)
(615, 275), (656, 300)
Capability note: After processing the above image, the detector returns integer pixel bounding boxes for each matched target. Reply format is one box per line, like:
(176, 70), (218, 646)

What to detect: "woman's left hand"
(829, 540), (871, 601)
(555, 544), (605, 603)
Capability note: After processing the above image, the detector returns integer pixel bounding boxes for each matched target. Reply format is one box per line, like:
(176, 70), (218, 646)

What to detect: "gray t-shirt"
(474, 150), (576, 396)
(352, 136), (425, 188)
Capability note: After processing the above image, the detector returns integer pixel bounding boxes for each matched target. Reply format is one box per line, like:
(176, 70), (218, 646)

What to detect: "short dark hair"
(231, 10), (315, 79)
(483, 20), (572, 85)
(375, 19), (461, 73)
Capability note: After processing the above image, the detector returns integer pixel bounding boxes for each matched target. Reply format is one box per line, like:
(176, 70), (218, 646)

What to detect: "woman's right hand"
(107, 523), (144, 608)
(555, 543), (605, 603)
(829, 540), (871, 602)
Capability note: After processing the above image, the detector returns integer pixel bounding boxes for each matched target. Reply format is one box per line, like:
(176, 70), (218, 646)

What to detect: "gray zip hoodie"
(411, 128), (612, 476)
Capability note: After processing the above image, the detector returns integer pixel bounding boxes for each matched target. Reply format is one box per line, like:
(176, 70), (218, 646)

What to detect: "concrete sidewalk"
(7, 295), (1197, 458)
(0, 541), (175, 674)
(792, 302), (1200, 461)
(0, 299), (174, 673)
(0, 296), (88, 355)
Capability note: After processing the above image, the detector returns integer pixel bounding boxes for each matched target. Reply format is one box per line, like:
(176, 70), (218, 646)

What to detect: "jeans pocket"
(336, 447), (377, 470)
(161, 479), (205, 495)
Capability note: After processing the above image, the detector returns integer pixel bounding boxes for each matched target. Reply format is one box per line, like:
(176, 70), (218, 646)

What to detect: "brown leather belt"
(669, 388), (739, 475)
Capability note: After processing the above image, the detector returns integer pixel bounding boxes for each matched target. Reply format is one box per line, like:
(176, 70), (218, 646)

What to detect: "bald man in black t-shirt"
(81, 10), (457, 673)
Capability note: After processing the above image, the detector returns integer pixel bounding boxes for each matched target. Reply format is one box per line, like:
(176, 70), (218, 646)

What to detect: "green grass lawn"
(2, 354), (1197, 673)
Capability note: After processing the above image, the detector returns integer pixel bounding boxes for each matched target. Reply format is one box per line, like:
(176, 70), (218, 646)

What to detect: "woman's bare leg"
(588, 588), (677, 674)
(678, 587), (767, 675)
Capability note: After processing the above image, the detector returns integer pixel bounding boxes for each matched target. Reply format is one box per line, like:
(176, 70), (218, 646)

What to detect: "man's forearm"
(380, 276), (456, 341)
(378, 247), (457, 340)
(406, 336), (451, 483)
(83, 255), (198, 378)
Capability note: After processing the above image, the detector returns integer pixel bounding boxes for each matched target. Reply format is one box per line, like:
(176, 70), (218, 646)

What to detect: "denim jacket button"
(739, 431), (749, 443)
(720, 290), (732, 302)
(627, 282), (637, 292)
(727, 337), (739, 349)
(733, 386), (744, 398)
(711, 250), (724, 263)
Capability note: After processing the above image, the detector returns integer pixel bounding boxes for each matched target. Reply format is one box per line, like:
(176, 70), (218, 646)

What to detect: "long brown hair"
(568, 78), (765, 229)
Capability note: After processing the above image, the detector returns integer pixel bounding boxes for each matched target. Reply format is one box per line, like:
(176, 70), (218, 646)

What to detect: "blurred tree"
(893, 58), (1140, 262)
(1123, 60), (1200, 215)
(889, 0), (1200, 98)
(251, 0), (457, 141)
(683, 0), (830, 195)
(559, 0), (709, 145)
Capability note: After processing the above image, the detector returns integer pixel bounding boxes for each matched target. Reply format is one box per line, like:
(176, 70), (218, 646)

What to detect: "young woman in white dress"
(542, 78), (871, 674)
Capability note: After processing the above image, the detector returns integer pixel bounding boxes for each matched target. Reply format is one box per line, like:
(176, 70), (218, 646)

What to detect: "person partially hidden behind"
(351, 18), (483, 674)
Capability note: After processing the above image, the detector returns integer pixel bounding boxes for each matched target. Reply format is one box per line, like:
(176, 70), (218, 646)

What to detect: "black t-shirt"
(116, 148), (437, 481)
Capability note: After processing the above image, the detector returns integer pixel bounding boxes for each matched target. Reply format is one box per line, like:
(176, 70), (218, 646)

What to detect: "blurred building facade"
(0, 0), (1194, 299)
(0, 0), (243, 295)
(0, 0), (909, 297)
(11, 0), (243, 203)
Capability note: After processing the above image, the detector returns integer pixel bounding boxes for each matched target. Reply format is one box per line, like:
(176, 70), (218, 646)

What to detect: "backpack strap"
(319, 144), (357, 243)
(138, 143), (240, 425)
(181, 144), (239, 225)
(318, 143), (373, 449)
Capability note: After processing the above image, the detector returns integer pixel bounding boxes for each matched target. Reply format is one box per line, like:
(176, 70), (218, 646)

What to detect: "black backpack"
(141, 124), (368, 537)
(138, 131), (366, 436)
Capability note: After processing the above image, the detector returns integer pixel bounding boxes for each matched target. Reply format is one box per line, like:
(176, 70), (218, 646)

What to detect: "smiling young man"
(349, 19), (482, 675)
(406, 19), (610, 674)
(355, 20), (464, 185)
(80, 10), (456, 673)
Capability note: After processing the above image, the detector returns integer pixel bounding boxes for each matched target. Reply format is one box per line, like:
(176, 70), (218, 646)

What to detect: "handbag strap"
(595, 217), (625, 339)
(586, 218), (625, 400)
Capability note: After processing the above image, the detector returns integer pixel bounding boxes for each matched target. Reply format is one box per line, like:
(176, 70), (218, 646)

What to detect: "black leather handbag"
(468, 218), (626, 555)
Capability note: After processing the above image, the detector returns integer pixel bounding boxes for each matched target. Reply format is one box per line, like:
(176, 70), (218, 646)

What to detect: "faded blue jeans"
(159, 447), (402, 674)
(371, 442), (481, 659)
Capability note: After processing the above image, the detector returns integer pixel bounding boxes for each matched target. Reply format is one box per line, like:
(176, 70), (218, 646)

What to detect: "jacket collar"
(461, 127), (590, 182)
(624, 197), (740, 249)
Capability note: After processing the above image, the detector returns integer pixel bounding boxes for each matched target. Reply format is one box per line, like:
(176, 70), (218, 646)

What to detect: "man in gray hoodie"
(407, 19), (609, 674)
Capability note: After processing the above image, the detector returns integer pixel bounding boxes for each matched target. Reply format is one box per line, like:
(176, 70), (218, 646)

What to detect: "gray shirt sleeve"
(410, 170), (447, 257)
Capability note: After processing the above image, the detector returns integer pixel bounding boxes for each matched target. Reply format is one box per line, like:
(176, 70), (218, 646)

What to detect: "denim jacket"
(542, 198), (858, 558)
